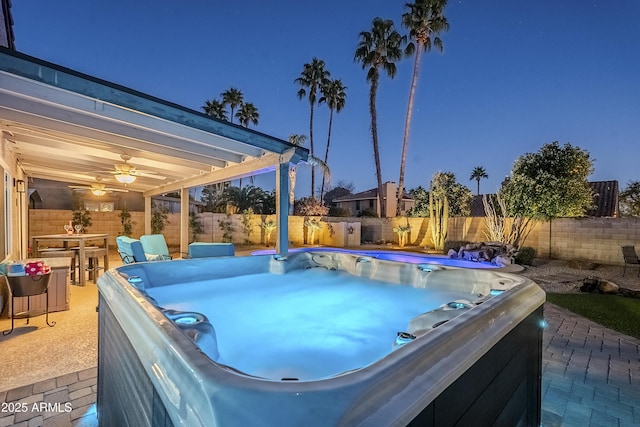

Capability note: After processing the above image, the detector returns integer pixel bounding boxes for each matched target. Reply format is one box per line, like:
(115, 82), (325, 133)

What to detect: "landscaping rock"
(579, 277), (619, 294)
(568, 259), (598, 270)
(598, 280), (619, 294)
(448, 241), (515, 266)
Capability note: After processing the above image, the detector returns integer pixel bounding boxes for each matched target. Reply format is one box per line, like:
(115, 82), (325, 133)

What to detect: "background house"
(333, 181), (414, 218)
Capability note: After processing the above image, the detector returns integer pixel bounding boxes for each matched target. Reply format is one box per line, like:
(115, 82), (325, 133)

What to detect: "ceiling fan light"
(91, 189), (107, 196)
(115, 173), (136, 184)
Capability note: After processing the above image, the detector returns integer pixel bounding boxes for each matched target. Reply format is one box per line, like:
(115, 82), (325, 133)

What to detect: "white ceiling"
(0, 48), (307, 197)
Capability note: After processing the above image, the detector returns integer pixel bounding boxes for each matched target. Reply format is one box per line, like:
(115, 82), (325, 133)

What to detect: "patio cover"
(0, 46), (308, 255)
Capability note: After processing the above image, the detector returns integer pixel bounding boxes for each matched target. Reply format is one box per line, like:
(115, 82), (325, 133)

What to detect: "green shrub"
(358, 208), (378, 218)
(515, 246), (536, 265)
(443, 240), (472, 255)
(328, 206), (351, 217)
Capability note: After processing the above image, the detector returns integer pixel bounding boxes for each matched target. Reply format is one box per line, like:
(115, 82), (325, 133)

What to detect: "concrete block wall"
(28, 210), (640, 265)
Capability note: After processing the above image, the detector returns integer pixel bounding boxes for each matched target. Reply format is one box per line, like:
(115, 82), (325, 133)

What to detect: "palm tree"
(287, 134), (307, 215)
(294, 58), (330, 200)
(397, 0), (449, 215)
(470, 166), (488, 195)
(236, 102), (259, 128)
(202, 99), (228, 121)
(354, 18), (405, 218)
(221, 87), (244, 124)
(218, 185), (266, 213)
(318, 78), (347, 201)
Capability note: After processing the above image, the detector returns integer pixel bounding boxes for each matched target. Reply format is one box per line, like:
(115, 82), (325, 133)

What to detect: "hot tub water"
(147, 268), (469, 380)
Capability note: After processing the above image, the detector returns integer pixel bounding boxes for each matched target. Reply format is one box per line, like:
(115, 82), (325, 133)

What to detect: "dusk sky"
(11, 1), (640, 198)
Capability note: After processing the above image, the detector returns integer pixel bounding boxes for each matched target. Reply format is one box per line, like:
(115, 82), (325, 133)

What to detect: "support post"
(180, 187), (190, 256)
(275, 162), (289, 256)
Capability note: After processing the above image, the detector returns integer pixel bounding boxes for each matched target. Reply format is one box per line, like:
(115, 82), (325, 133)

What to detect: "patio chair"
(140, 234), (172, 261)
(116, 236), (147, 264)
(621, 245), (640, 277)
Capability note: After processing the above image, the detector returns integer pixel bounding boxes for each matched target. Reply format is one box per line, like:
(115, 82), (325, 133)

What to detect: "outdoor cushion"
(116, 236), (147, 263)
(140, 234), (172, 261)
(188, 242), (235, 258)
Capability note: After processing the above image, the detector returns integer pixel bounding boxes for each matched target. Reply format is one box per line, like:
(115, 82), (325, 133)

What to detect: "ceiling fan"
(69, 177), (129, 196)
(109, 154), (166, 183)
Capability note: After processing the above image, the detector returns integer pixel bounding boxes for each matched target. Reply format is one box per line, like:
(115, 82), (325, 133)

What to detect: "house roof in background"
(333, 187), (413, 203)
(587, 180), (619, 217)
(0, 0), (15, 50)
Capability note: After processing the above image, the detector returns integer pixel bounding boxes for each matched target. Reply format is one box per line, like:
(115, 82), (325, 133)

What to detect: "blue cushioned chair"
(116, 236), (147, 264)
(140, 234), (172, 261)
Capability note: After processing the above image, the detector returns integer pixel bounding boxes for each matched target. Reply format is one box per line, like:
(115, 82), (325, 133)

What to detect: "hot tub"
(97, 251), (545, 426)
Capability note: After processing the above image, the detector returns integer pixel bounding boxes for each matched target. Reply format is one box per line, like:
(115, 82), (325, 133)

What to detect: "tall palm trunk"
(397, 42), (424, 215)
(289, 166), (297, 215)
(320, 108), (334, 202)
(309, 104), (316, 200)
(369, 72), (385, 218)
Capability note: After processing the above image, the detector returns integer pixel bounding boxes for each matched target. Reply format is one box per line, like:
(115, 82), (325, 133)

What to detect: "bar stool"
(85, 246), (108, 281)
(72, 246), (108, 283)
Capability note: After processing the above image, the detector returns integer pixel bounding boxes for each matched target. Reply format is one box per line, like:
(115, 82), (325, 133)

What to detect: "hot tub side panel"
(97, 293), (174, 427)
(407, 305), (543, 427)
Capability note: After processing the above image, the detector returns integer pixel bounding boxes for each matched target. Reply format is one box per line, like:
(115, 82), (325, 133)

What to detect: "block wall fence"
(28, 210), (640, 265)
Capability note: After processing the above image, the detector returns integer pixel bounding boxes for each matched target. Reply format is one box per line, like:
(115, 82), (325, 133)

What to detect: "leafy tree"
(236, 102), (259, 128)
(119, 208), (133, 236)
(318, 78), (347, 200)
(470, 166), (488, 195)
(217, 185), (266, 214)
(202, 99), (228, 120)
(397, 0), (449, 214)
(151, 203), (169, 234)
(71, 192), (92, 231)
(221, 87), (244, 124)
(355, 17), (405, 217)
(295, 58), (331, 200)
(201, 182), (230, 212)
(261, 190), (276, 215)
(323, 181), (355, 207)
(407, 185), (430, 217)
(241, 208), (255, 243)
(502, 141), (594, 220)
(431, 172), (472, 216)
(217, 215), (234, 243)
(620, 180), (640, 217)
(294, 197), (329, 216)
(189, 211), (203, 242)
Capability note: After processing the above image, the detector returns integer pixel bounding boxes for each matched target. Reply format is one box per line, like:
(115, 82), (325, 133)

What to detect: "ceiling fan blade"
(131, 171), (167, 180)
(104, 187), (129, 193)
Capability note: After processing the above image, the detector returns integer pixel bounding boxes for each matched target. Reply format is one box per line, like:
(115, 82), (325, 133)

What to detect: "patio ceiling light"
(91, 188), (107, 196)
(114, 173), (136, 184)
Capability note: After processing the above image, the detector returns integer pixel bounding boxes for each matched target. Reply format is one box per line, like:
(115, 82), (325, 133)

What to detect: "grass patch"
(546, 293), (640, 339)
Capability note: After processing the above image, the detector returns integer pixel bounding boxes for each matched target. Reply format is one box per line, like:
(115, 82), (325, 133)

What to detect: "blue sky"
(11, 0), (640, 197)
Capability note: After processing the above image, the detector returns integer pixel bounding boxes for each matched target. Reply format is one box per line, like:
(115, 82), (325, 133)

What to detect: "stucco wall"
(28, 210), (640, 265)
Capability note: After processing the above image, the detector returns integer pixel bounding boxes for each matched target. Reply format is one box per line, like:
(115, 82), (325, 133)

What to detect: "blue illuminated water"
(251, 247), (495, 268)
(146, 268), (468, 381)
